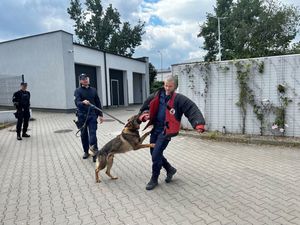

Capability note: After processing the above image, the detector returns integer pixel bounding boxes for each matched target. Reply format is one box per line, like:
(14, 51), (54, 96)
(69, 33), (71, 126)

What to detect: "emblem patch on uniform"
(169, 108), (175, 115)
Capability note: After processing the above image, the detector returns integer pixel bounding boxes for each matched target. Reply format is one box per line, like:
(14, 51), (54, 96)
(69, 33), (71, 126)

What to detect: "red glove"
(139, 112), (150, 122)
(196, 124), (205, 133)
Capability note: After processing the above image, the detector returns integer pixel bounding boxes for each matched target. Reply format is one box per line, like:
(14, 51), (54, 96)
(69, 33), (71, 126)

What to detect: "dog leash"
(75, 106), (91, 137)
(89, 103), (126, 125)
(75, 104), (126, 137)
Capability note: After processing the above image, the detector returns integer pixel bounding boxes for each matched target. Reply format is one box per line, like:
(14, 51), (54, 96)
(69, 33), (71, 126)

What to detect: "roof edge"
(0, 30), (73, 45)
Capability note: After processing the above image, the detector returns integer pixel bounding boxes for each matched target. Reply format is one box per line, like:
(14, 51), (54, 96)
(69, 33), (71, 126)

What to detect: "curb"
(179, 131), (300, 148)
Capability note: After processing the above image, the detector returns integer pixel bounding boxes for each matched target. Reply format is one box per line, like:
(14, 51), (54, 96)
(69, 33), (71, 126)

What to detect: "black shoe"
(165, 167), (177, 183)
(93, 155), (97, 163)
(22, 133), (30, 138)
(82, 152), (89, 159)
(146, 178), (158, 190)
(17, 136), (22, 140)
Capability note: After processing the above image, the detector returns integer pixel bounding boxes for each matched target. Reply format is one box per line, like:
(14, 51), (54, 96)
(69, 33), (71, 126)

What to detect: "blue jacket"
(74, 86), (103, 117)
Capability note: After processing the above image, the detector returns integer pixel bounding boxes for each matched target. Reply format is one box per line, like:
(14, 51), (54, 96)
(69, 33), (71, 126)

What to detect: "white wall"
(173, 54), (300, 137)
(0, 31), (74, 109)
(74, 45), (148, 106)
(0, 30), (148, 109)
(73, 45), (106, 106)
(156, 70), (172, 81)
(106, 54), (147, 105)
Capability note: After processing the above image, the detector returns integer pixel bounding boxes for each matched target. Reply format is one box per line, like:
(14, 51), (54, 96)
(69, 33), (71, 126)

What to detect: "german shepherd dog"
(89, 114), (154, 183)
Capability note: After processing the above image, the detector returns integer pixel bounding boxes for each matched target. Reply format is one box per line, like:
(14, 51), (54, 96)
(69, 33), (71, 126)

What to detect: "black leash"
(89, 103), (126, 125)
(75, 104), (126, 137)
(75, 107), (91, 137)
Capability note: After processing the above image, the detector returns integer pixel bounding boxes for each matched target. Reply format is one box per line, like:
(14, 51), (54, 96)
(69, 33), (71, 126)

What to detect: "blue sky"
(0, 0), (299, 70)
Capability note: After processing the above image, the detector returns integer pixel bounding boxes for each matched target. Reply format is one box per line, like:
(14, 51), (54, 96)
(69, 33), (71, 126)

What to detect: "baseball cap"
(79, 73), (88, 80)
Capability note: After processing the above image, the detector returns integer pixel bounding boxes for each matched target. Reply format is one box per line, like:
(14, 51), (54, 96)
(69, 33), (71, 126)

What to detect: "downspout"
(104, 52), (109, 107)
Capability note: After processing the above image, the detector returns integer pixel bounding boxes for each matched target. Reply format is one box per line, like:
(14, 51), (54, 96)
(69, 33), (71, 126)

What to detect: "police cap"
(79, 73), (89, 80)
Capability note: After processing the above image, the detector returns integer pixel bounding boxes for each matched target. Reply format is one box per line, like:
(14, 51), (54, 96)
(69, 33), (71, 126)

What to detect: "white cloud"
(0, 0), (299, 70)
(132, 0), (212, 68)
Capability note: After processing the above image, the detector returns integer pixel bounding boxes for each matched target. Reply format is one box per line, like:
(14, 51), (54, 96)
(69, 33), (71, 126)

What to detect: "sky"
(0, 0), (299, 70)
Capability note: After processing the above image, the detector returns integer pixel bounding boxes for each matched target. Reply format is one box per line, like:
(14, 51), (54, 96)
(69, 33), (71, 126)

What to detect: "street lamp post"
(210, 16), (226, 61)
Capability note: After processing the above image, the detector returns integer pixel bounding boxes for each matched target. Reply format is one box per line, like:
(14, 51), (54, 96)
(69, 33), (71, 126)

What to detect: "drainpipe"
(104, 52), (109, 107)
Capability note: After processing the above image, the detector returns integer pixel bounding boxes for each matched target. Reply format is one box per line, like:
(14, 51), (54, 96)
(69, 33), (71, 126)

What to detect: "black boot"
(82, 152), (89, 159)
(165, 167), (177, 183)
(22, 133), (30, 138)
(146, 177), (158, 190)
(17, 135), (22, 140)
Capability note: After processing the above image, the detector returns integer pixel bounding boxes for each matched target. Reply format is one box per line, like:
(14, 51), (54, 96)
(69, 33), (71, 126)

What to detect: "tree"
(149, 63), (163, 93)
(198, 0), (300, 61)
(149, 62), (157, 86)
(68, 0), (145, 57)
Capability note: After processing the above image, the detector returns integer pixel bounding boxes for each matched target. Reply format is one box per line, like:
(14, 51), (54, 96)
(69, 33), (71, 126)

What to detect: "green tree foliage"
(68, 0), (145, 57)
(149, 63), (164, 93)
(149, 62), (157, 85)
(198, 0), (300, 61)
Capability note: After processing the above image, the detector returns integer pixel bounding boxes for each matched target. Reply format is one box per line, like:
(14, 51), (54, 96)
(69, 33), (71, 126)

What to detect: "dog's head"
(125, 115), (142, 130)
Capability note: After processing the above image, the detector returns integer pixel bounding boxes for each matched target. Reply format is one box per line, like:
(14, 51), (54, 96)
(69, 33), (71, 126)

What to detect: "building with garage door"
(0, 30), (149, 111)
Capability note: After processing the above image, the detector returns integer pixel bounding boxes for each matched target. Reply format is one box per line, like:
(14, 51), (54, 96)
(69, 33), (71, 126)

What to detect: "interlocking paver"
(1, 106), (300, 225)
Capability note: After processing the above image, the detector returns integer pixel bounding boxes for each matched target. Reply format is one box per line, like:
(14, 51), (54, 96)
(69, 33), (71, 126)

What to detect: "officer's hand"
(99, 116), (104, 124)
(196, 124), (205, 133)
(82, 100), (90, 105)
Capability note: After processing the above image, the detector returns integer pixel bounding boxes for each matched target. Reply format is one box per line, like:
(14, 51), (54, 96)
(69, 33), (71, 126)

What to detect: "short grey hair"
(164, 76), (176, 84)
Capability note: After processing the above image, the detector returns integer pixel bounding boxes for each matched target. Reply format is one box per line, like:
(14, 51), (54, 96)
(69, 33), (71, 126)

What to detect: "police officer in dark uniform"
(12, 82), (31, 140)
(74, 74), (103, 161)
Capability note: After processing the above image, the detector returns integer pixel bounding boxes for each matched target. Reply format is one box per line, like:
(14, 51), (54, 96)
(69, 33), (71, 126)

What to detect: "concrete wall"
(0, 30), (149, 110)
(74, 44), (148, 106)
(156, 69), (172, 81)
(0, 31), (74, 110)
(172, 54), (300, 137)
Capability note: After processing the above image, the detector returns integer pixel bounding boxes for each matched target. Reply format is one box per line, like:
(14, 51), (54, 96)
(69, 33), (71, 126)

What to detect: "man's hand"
(98, 116), (104, 124)
(196, 124), (205, 133)
(82, 100), (90, 105)
(139, 112), (150, 122)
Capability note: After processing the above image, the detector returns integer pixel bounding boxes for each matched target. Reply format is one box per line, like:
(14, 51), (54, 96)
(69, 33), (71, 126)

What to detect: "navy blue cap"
(79, 73), (88, 80)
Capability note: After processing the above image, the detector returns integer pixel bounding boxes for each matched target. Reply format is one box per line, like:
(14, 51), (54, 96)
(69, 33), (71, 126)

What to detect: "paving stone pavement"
(1, 106), (300, 225)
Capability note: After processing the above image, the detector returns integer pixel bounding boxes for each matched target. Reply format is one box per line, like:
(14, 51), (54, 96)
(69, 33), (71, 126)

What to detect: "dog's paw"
(149, 143), (155, 148)
(96, 179), (101, 183)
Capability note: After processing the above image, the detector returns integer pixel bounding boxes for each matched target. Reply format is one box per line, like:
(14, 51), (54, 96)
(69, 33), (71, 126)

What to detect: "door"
(111, 79), (119, 106)
(133, 73), (143, 104)
(109, 69), (124, 105)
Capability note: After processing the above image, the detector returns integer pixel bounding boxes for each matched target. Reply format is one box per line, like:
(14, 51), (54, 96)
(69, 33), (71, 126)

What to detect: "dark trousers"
(80, 114), (98, 153)
(16, 110), (30, 136)
(150, 127), (172, 180)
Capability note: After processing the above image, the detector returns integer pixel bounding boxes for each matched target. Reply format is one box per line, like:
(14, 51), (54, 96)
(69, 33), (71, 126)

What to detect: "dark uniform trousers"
(16, 110), (30, 136)
(149, 126), (172, 180)
(78, 113), (98, 153)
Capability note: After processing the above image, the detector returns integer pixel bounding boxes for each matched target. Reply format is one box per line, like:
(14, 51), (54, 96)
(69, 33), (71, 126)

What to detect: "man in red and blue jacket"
(139, 76), (205, 190)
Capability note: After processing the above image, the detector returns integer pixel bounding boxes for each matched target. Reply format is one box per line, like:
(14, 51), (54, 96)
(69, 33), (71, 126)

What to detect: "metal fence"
(172, 54), (300, 137)
(0, 74), (23, 107)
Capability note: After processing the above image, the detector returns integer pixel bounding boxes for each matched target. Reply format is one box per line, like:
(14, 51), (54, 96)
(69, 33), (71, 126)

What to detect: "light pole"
(210, 16), (226, 61)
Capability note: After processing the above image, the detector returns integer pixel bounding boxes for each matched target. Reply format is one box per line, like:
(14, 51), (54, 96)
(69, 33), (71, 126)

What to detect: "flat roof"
(0, 30), (73, 45)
